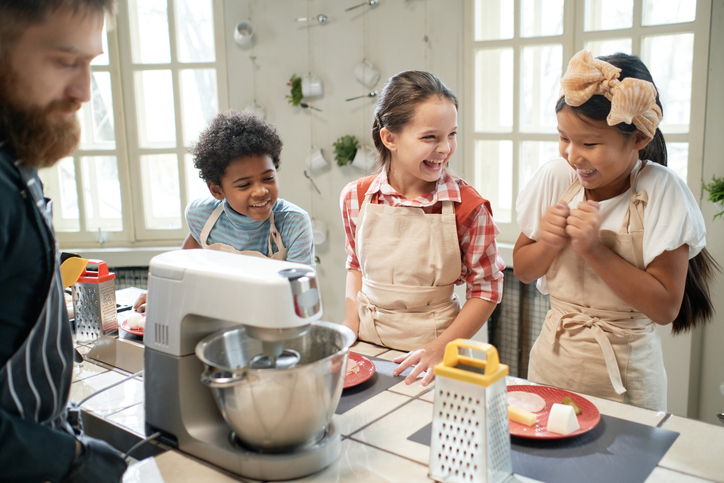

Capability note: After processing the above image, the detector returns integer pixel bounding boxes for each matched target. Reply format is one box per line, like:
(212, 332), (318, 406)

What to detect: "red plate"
(507, 385), (601, 439)
(120, 316), (144, 336)
(343, 353), (375, 389)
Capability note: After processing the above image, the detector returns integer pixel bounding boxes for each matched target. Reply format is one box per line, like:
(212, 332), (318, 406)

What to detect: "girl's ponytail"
(640, 128), (667, 167)
(672, 247), (720, 334)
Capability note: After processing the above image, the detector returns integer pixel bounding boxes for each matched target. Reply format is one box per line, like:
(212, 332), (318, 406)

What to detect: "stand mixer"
(144, 249), (354, 480)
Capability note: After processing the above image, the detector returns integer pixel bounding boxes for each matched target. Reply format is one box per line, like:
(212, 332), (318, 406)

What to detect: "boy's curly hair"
(191, 110), (283, 186)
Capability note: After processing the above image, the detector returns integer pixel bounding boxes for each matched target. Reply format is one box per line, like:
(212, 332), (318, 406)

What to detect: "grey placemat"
(336, 357), (413, 415)
(408, 415), (679, 483)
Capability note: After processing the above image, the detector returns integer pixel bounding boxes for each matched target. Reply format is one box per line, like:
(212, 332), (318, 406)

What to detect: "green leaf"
(285, 74), (303, 106)
(333, 135), (359, 166)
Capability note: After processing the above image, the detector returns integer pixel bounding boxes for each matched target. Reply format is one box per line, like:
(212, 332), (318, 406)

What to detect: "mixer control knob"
(278, 269), (321, 318)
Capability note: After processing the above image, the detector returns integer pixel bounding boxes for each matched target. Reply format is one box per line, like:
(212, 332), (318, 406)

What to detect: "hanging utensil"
(296, 14), (328, 23)
(303, 170), (322, 194)
(345, 0), (379, 12)
(300, 102), (323, 112)
(345, 91), (378, 102)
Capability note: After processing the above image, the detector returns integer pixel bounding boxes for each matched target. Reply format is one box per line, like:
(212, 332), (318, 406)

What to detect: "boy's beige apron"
(199, 203), (287, 260)
(527, 161), (667, 411)
(355, 194), (462, 351)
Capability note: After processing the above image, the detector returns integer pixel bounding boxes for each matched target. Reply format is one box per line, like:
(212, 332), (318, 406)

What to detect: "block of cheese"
(546, 403), (580, 435)
(508, 404), (537, 426)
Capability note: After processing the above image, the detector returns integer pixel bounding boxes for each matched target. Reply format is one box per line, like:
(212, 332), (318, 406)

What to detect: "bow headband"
(559, 50), (662, 139)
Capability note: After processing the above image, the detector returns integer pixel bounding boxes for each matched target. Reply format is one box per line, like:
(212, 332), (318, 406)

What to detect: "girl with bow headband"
(513, 50), (717, 411)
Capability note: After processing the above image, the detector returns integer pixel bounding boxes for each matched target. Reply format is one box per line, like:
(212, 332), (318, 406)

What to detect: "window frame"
(463, 0), (712, 244)
(44, 0), (228, 248)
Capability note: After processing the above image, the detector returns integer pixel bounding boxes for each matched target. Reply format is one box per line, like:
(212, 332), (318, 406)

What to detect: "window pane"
(82, 156), (123, 232)
(180, 69), (218, 146)
(520, 44), (562, 133)
(475, 141), (513, 223)
(584, 0), (633, 31)
(642, 34), (693, 133)
(521, 0), (564, 38)
(475, 48), (513, 133)
(91, 23), (109, 66)
(667, 143), (688, 181)
(520, 141), (559, 191)
(141, 154), (182, 229)
(135, 70), (177, 148)
(38, 157), (80, 232)
(185, 153), (209, 204)
(583, 38), (632, 57)
(80, 72), (115, 150)
(474, 0), (513, 41)
(175, 0), (215, 62)
(643, 0), (696, 26)
(128, 0), (171, 64)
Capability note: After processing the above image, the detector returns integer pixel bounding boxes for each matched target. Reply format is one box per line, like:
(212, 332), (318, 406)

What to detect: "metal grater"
(429, 340), (511, 483)
(72, 260), (117, 342)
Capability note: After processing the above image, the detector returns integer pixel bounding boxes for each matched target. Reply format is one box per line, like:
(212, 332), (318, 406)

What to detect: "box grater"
(429, 340), (511, 483)
(72, 259), (117, 342)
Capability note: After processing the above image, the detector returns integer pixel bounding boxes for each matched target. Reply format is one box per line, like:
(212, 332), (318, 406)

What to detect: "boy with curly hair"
(135, 110), (314, 311)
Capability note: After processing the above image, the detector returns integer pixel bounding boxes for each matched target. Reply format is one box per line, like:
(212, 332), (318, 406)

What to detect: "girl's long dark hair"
(556, 52), (719, 334)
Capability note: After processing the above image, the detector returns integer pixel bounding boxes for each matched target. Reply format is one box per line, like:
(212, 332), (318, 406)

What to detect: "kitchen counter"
(70, 339), (724, 483)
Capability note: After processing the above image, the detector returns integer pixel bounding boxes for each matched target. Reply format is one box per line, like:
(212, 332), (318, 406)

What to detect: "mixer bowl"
(195, 321), (355, 451)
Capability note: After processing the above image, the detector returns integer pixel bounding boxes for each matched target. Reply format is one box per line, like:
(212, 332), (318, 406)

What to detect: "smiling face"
(382, 96), (457, 197)
(0, 6), (105, 167)
(208, 154), (279, 221)
(557, 106), (651, 201)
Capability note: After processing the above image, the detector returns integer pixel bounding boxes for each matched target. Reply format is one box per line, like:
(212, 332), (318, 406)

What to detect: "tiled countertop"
(70, 340), (724, 483)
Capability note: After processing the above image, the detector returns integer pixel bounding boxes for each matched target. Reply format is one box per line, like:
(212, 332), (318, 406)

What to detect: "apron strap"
(199, 203), (225, 248)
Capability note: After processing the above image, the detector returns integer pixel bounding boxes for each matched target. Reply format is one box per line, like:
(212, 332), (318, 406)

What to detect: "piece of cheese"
(508, 404), (537, 426)
(546, 403), (580, 435)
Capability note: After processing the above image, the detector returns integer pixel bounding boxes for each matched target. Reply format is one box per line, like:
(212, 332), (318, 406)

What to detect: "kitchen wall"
(222, 0), (465, 326)
(696, 0), (724, 427)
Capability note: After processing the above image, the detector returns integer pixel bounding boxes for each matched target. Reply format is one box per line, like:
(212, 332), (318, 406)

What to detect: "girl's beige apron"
(199, 203), (287, 260)
(355, 194), (461, 351)
(527, 161), (667, 411)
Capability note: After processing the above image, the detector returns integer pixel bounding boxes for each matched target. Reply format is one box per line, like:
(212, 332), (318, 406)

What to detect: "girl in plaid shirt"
(340, 71), (505, 386)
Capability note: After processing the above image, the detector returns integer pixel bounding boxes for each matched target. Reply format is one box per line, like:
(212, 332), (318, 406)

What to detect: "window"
(39, 0), (228, 246)
(464, 0), (711, 242)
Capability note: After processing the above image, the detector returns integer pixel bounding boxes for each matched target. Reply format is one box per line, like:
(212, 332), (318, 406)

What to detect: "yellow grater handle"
(435, 339), (508, 387)
(442, 339), (499, 374)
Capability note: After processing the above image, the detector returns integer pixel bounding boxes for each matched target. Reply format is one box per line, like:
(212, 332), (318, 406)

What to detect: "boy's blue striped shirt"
(186, 197), (316, 269)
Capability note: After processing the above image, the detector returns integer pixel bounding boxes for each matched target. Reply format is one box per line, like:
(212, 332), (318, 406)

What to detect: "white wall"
(222, 0), (464, 325)
(696, 0), (724, 426)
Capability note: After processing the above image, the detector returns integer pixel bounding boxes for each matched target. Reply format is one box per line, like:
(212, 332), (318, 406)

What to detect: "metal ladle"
(304, 170), (322, 194)
(346, 91), (378, 102)
(345, 0), (379, 12)
(296, 14), (328, 23)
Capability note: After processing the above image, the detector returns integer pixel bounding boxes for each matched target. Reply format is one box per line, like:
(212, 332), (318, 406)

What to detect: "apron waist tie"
(546, 312), (650, 396)
(357, 290), (457, 318)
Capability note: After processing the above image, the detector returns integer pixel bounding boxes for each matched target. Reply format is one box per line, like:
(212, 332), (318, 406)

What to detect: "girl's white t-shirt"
(517, 158), (707, 294)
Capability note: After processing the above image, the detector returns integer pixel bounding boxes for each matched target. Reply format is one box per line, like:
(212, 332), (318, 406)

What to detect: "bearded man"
(0, 1), (127, 481)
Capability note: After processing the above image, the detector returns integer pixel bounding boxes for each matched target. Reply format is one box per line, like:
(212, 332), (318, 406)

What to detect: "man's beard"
(0, 65), (82, 169)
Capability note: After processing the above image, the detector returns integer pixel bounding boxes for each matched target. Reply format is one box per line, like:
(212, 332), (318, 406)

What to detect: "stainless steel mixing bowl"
(195, 321), (355, 451)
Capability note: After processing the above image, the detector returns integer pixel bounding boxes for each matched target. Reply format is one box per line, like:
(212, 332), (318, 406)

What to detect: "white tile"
(72, 359), (111, 381)
(645, 467), (713, 483)
(658, 415), (724, 482)
(69, 371), (143, 416)
(375, 349), (406, 361)
(123, 450), (256, 483)
(350, 341), (390, 358)
(335, 390), (411, 437)
(107, 403), (145, 436)
(352, 399), (433, 465)
(288, 438), (430, 483)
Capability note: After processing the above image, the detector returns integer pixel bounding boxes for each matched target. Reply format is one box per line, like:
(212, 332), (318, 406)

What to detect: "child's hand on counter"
(132, 292), (147, 313)
(392, 339), (446, 386)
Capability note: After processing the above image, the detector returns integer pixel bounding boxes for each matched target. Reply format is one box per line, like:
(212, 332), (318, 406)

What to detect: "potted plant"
(333, 135), (359, 167)
(286, 74), (303, 106)
(703, 175), (724, 220)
